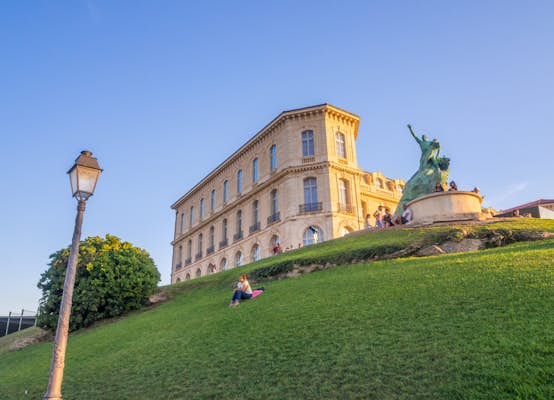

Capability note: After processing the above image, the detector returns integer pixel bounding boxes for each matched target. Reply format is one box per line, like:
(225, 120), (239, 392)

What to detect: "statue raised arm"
(407, 124), (436, 169)
(408, 124), (423, 146)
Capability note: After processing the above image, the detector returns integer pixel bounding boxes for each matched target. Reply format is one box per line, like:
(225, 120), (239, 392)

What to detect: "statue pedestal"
(406, 191), (484, 225)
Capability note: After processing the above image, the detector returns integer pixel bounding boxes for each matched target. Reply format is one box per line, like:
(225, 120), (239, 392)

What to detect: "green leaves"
(37, 235), (160, 332)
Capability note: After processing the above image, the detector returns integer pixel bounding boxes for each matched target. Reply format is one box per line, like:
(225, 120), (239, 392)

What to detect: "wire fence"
(0, 309), (37, 337)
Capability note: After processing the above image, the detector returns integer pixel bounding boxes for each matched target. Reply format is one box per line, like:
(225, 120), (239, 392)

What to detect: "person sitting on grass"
(229, 274), (253, 307)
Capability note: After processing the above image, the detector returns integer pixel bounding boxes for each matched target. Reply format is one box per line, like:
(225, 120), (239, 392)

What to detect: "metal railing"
(175, 262), (182, 270)
(206, 245), (215, 255)
(267, 212), (280, 225)
(219, 239), (228, 249)
(299, 202), (322, 213)
(337, 202), (353, 213)
(185, 258), (192, 266)
(195, 252), (203, 261)
(1, 309), (37, 337)
(233, 231), (243, 242)
(249, 222), (260, 234)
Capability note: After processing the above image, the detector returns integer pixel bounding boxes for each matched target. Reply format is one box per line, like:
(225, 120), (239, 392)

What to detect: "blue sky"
(1, 1), (552, 315)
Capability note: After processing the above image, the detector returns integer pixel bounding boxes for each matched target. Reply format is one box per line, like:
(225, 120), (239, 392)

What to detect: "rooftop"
(497, 199), (554, 214)
(171, 103), (360, 209)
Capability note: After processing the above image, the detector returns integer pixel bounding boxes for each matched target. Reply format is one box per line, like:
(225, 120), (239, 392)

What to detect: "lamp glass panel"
(69, 167), (79, 196)
(76, 165), (100, 195)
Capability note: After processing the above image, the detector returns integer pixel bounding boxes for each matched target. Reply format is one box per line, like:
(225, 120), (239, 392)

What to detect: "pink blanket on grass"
(251, 290), (264, 299)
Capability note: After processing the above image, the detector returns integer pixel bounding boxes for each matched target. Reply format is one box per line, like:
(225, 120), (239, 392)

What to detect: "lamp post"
(44, 151), (102, 400)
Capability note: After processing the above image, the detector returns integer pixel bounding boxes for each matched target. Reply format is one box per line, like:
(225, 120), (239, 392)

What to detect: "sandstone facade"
(170, 104), (404, 283)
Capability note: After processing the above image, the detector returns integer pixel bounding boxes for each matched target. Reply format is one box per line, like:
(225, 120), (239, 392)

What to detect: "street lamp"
(44, 151), (102, 400)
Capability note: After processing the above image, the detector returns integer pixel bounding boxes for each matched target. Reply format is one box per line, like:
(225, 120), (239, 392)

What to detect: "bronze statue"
(394, 124), (450, 216)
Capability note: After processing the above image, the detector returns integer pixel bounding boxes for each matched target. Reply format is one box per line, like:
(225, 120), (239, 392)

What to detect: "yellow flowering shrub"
(37, 234), (160, 331)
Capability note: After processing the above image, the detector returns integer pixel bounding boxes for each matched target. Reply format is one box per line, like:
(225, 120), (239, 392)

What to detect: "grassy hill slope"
(1, 220), (553, 399)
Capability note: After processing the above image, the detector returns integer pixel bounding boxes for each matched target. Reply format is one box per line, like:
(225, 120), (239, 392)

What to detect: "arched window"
(179, 213), (185, 233)
(223, 180), (229, 204)
(185, 273), (191, 280)
(207, 263), (216, 275)
(270, 234), (280, 247)
(252, 158), (259, 183)
(189, 206), (194, 227)
(237, 170), (243, 193)
(270, 144), (277, 171)
(200, 198), (205, 220)
(176, 277), (181, 283)
(251, 244), (261, 262)
(270, 235), (280, 254)
(302, 130), (315, 157)
(303, 177), (319, 211)
(211, 189), (216, 211)
(303, 226), (323, 246)
(195, 268), (202, 278)
(220, 257), (228, 271)
(209, 226), (215, 248)
(341, 226), (353, 236)
(235, 251), (243, 267)
(335, 132), (346, 158)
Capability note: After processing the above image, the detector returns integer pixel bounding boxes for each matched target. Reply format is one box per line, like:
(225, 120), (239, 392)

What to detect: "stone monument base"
(405, 191), (484, 225)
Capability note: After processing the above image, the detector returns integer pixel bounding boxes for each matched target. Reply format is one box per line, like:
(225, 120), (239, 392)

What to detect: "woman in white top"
(229, 274), (253, 307)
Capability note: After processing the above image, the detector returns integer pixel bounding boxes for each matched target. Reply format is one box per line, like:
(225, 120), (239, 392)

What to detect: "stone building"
(170, 104), (404, 283)
(495, 199), (554, 219)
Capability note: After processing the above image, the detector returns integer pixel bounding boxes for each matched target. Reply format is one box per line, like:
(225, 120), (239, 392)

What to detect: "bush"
(37, 234), (160, 331)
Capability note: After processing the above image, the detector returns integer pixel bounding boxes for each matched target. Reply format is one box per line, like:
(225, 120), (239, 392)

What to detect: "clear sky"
(1, 1), (553, 315)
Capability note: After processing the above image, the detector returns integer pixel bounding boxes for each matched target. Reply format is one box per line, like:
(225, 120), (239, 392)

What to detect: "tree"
(37, 234), (160, 331)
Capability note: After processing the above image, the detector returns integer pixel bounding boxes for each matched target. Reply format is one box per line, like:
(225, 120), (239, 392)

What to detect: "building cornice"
(171, 104), (360, 210)
(324, 107), (360, 139)
(328, 162), (366, 176)
(359, 190), (401, 203)
(171, 159), (405, 245)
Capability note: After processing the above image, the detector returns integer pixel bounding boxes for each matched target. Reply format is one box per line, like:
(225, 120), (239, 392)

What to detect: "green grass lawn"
(1, 220), (553, 399)
(166, 218), (554, 285)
